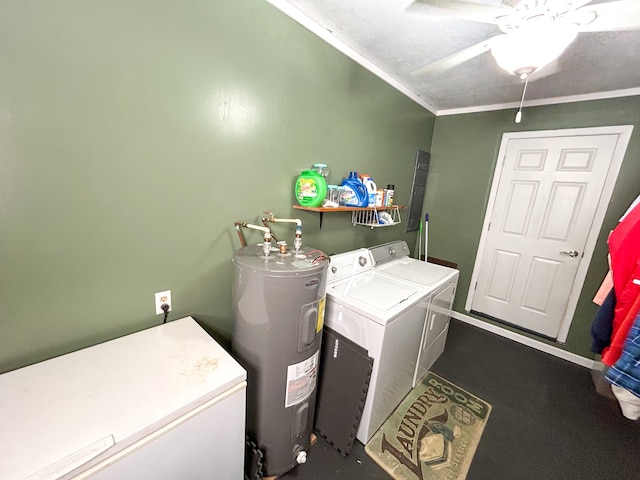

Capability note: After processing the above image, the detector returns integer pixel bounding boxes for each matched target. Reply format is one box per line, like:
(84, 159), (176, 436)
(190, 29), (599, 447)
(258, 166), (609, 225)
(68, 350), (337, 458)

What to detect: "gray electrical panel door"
(405, 149), (430, 232)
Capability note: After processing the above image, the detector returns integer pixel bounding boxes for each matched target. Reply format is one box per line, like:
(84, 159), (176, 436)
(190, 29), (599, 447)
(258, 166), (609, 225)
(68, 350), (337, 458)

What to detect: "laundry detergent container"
(341, 178), (368, 207)
(295, 170), (327, 207)
(232, 245), (329, 476)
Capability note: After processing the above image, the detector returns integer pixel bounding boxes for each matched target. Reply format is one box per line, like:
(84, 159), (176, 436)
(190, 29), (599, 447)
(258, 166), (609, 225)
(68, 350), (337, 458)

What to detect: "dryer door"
(413, 283), (456, 386)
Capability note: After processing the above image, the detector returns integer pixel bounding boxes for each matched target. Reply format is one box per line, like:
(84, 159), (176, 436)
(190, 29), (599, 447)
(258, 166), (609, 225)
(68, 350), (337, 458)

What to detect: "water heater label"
(317, 296), (325, 333)
(285, 351), (319, 408)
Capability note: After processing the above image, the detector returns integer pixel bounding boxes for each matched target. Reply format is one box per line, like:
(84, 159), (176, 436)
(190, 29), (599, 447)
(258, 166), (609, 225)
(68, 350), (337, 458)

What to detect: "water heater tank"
(232, 245), (329, 477)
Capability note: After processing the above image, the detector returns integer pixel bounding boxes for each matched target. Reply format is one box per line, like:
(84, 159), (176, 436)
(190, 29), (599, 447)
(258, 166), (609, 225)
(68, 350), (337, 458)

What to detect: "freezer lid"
(0, 316), (246, 480)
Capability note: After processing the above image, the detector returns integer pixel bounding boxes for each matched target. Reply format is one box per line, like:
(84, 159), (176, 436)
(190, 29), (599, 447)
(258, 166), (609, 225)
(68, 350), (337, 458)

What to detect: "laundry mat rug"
(365, 372), (491, 480)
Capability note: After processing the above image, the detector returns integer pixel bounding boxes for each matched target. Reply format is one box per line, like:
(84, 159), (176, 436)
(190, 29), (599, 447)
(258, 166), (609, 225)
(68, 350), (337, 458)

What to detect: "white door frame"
(465, 125), (634, 343)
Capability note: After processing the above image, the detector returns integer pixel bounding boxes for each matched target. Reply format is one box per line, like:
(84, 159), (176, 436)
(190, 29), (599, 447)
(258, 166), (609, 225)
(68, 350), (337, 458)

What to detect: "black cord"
(161, 303), (170, 324)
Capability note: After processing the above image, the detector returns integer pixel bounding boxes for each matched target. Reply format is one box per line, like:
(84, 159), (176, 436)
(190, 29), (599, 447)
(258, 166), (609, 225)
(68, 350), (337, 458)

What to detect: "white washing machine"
(324, 248), (433, 444)
(369, 240), (459, 387)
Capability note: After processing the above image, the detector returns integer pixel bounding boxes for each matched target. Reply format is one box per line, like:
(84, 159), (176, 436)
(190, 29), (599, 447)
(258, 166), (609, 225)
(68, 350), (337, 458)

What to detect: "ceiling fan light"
(490, 25), (577, 76)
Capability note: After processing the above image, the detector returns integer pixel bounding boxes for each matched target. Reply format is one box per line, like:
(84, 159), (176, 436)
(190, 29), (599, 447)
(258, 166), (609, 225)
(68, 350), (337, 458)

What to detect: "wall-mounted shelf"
(293, 205), (403, 229)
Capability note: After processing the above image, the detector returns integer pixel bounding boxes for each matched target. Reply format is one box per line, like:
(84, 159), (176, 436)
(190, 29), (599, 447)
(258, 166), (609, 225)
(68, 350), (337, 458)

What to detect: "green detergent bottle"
(295, 169), (327, 207)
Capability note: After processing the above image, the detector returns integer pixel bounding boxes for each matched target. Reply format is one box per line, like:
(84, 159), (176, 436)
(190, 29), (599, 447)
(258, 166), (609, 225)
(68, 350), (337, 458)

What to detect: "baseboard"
(451, 311), (596, 369)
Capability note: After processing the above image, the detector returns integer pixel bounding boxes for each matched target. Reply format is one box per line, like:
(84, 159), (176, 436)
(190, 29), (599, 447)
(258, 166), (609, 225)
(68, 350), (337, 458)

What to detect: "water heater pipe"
(233, 222), (248, 248)
(262, 212), (303, 253)
(260, 216), (279, 243)
(233, 221), (273, 257)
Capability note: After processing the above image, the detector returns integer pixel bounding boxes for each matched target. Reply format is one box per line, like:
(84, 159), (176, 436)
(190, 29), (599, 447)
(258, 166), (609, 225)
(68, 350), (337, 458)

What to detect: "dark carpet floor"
(281, 319), (640, 479)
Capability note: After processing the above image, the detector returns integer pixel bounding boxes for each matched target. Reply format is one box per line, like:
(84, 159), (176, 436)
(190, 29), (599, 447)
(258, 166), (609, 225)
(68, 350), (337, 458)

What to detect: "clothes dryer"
(369, 240), (459, 387)
(324, 248), (432, 444)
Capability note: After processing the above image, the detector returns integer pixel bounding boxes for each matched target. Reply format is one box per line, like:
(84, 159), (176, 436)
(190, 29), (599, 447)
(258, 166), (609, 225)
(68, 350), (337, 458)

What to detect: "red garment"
(602, 272), (640, 366)
(601, 203), (640, 366)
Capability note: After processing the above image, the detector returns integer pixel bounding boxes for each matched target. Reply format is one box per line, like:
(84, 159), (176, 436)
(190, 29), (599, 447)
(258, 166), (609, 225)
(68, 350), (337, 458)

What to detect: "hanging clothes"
(603, 292), (640, 365)
(601, 202), (640, 366)
(593, 271), (613, 306)
(591, 288), (616, 354)
(620, 193), (640, 222)
(605, 311), (640, 400)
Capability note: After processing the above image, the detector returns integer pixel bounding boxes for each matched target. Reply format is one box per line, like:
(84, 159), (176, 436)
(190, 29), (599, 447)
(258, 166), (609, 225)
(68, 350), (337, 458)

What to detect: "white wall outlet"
(155, 290), (172, 315)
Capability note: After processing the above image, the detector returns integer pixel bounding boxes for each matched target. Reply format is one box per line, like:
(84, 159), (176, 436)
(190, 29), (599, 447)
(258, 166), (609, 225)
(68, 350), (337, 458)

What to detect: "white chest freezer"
(0, 316), (247, 480)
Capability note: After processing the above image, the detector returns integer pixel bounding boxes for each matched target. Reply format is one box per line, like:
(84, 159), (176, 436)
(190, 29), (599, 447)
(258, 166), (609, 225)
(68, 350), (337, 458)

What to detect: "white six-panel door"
(468, 126), (632, 339)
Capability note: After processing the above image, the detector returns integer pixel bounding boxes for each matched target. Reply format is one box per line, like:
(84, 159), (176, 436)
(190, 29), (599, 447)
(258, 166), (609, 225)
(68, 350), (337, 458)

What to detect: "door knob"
(560, 250), (579, 258)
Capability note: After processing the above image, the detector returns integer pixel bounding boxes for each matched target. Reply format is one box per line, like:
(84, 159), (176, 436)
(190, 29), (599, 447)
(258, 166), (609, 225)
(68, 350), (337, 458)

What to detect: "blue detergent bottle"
(341, 172), (369, 207)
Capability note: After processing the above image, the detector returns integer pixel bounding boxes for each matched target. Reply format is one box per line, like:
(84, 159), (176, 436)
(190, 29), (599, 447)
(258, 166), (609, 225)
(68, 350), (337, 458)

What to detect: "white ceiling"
(267, 0), (640, 114)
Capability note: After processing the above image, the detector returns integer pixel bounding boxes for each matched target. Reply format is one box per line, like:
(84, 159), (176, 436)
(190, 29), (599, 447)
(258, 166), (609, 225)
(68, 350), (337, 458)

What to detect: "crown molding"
(437, 87), (640, 116)
(265, 0), (438, 114)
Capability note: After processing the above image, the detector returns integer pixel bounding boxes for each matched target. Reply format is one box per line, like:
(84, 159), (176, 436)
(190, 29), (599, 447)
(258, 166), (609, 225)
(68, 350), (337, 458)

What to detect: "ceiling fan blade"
(567, 0), (595, 10)
(407, 0), (512, 25)
(576, 0), (640, 31)
(411, 35), (501, 76)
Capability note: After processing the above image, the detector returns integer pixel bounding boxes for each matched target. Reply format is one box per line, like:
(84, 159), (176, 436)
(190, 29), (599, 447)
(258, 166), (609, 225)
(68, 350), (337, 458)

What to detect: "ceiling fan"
(409, 0), (640, 80)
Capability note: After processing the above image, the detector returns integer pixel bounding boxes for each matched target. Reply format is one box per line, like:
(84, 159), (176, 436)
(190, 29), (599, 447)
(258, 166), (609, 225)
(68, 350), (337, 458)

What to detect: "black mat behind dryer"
(314, 327), (373, 457)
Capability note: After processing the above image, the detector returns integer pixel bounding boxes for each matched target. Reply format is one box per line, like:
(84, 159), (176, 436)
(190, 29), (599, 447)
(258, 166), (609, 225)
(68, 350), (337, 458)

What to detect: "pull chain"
(515, 75), (529, 124)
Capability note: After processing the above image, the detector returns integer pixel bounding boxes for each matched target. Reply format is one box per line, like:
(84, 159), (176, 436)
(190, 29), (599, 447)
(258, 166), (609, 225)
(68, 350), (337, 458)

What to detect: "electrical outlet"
(154, 290), (172, 315)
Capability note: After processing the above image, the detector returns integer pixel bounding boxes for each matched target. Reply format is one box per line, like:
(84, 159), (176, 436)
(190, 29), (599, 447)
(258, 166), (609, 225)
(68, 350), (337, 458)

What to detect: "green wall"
(427, 96), (640, 358)
(4, 0), (634, 373)
(0, 1), (435, 373)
